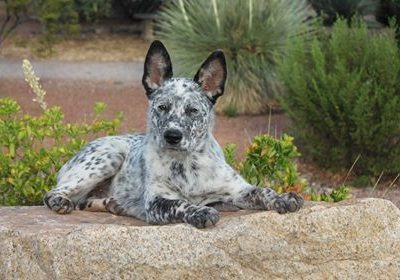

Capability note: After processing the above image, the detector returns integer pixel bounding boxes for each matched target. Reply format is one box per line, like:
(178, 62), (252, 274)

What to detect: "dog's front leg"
(231, 186), (304, 214)
(145, 196), (220, 228)
(220, 171), (304, 213)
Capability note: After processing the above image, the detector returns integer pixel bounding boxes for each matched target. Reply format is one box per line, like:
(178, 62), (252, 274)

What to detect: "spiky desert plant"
(156, 0), (315, 114)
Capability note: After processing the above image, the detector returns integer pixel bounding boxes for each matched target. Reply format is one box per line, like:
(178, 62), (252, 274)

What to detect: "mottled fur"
(44, 41), (303, 228)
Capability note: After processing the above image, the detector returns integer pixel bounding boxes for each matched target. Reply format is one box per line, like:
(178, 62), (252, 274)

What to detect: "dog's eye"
(158, 104), (168, 111)
(187, 107), (199, 115)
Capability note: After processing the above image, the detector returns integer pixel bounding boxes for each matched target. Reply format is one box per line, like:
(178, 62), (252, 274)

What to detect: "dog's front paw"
(44, 192), (74, 214)
(282, 192), (304, 212)
(185, 206), (220, 228)
(274, 192), (304, 214)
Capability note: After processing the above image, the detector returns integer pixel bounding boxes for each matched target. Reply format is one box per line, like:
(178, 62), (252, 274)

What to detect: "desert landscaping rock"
(0, 198), (399, 279)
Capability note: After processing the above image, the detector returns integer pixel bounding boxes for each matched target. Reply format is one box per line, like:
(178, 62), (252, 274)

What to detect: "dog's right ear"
(142, 40), (173, 97)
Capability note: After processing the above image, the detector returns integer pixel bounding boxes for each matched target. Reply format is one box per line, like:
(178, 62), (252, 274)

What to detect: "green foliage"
(240, 134), (301, 190)
(75, 0), (112, 23)
(278, 18), (400, 176)
(309, 185), (351, 202)
(156, 0), (315, 114)
(36, 0), (80, 35)
(0, 0), (112, 49)
(224, 134), (307, 194)
(223, 143), (237, 168)
(223, 134), (349, 202)
(0, 98), (123, 206)
(221, 104), (238, 117)
(376, 0), (400, 27)
(308, 0), (376, 25)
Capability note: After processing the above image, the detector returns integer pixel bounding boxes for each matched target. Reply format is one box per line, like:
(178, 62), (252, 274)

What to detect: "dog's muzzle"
(164, 129), (183, 145)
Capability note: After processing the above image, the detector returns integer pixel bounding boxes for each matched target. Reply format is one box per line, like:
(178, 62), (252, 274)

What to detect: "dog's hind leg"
(44, 138), (127, 214)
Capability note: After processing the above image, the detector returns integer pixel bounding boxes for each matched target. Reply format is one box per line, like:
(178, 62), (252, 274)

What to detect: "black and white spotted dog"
(44, 41), (303, 228)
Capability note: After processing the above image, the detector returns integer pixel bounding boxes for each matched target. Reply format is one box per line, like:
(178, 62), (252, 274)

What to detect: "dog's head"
(142, 40), (227, 152)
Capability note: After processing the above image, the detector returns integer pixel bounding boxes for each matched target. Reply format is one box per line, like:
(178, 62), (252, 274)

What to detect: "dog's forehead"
(161, 78), (202, 98)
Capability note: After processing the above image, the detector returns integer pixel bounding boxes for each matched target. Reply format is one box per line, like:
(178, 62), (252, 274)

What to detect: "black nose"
(164, 129), (183, 145)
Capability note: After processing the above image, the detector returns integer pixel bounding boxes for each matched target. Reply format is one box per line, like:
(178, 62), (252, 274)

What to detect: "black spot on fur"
(170, 161), (187, 182)
(191, 162), (199, 171)
(147, 197), (184, 223)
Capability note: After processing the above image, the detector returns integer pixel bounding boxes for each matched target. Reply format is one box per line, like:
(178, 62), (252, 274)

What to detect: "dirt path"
(0, 59), (143, 82)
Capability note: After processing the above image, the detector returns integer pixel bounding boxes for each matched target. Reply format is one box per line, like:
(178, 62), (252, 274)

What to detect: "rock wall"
(0, 198), (399, 279)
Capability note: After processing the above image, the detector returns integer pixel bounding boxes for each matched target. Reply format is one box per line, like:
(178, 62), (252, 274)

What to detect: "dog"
(44, 40), (304, 228)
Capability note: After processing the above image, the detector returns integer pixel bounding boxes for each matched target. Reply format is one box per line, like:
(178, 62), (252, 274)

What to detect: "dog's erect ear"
(194, 50), (227, 104)
(142, 40), (173, 96)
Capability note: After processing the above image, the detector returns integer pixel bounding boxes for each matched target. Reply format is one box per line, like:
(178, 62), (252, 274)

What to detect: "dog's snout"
(164, 129), (183, 145)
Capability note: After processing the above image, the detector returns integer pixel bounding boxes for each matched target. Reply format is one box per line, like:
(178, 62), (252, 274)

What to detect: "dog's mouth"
(164, 143), (188, 152)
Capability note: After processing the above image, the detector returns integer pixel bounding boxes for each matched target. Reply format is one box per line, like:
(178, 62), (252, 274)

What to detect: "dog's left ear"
(142, 40), (173, 97)
(194, 50), (227, 104)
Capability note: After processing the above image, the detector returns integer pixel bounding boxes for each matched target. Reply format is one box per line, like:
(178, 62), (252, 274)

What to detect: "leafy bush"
(223, 134), (350, 202)
(240, 134), (303, 193)
(278, 18), (400, 176)
(0, 99), (123, 206)
(156, 0), (315, 114)
(0, 60), (123, 206)
(308, 0), (376, 25)
(308, 185), (351, 202)
(224, 134), (306, 194)
(0, 0), (113, 49)
(376, 0), (400, 26)
(75, 0), (113, 23)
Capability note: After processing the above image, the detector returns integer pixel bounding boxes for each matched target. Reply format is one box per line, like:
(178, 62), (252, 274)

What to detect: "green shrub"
(224, 134), (307, 194)
(223, 143), (237, 168)
(278, 18), (400, 176)
(223, 134), (350, 202)
(75, 0), (113, 23)
(376, 0), (400, 26)
(308, 0), (376, 25)
(0, 98), (123, 206)
(156, 0), (315, 114)
(240, 134), (302, 192)
(308, 185), (351, 202)
(0, 0), (112, 50)
(0, 59), (123, 206)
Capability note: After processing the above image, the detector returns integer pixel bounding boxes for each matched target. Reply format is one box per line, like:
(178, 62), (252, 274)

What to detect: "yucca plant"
(156, 0), (315, 114)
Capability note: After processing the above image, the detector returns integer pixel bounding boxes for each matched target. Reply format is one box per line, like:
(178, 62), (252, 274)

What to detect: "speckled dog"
(44, 41), (304, 228)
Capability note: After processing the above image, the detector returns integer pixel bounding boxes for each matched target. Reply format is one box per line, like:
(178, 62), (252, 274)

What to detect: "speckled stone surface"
(1, 199), (399, 279)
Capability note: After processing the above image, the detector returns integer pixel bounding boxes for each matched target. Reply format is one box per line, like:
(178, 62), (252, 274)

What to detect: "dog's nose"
(164, 129), (183, 145)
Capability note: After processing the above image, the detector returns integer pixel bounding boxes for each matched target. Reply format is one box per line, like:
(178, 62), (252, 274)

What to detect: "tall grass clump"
(156, 0), (315, 114)
(278, 18), (400, 176)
